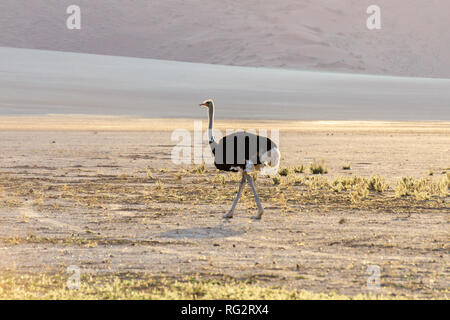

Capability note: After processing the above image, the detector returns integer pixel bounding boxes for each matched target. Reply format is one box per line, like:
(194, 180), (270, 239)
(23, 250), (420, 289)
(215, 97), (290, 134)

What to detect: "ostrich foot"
(223, 211), (234, 219)
(251, 209), (264, 220)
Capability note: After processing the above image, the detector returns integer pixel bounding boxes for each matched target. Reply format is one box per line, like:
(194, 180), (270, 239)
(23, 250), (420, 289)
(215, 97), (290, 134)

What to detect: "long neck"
(207, 105), (217, 150)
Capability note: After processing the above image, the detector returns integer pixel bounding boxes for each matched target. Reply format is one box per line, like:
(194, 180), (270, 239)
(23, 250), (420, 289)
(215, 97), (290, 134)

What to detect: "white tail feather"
(259, 147), (280, 176)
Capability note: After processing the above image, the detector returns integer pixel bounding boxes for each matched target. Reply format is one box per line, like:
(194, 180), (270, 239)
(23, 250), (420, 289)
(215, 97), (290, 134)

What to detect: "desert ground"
(0, 117), (448, 299)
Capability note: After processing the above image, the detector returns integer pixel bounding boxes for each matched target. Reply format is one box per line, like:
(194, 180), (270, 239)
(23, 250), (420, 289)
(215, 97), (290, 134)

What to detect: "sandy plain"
(0, 117), (448, 299)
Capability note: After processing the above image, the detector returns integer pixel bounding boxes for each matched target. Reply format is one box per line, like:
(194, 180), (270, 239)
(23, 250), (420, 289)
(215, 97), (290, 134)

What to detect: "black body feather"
(211, 131), (276, 172)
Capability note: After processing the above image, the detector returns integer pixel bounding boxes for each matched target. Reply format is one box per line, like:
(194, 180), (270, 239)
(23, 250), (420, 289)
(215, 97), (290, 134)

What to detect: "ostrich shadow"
(157, 221), (246, 239)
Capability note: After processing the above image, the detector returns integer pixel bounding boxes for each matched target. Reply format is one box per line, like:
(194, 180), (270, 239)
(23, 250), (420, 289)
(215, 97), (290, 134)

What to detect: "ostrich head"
(199, 99), (214, 108)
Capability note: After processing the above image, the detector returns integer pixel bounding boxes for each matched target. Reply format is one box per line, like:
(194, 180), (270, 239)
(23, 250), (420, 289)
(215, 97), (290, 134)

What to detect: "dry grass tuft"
(310, 160), (328, 174)
(367, 175), (389, 193)
(272, 176), (281, 185)
(145, 167), (154, 179)
(278, 167), (290, 176)
(212, 174), (226, 185)
(293, 164), (306, 174)
(191, 163), (207, 175)
(350, 183), (369, 203)
(155, 180), (164, 191)
(395, 176), (448, 200)
(342, 162), (352, 170)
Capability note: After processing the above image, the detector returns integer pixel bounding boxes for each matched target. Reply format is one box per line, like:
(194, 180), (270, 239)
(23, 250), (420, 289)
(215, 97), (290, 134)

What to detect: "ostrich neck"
(208, 106), (217, 148)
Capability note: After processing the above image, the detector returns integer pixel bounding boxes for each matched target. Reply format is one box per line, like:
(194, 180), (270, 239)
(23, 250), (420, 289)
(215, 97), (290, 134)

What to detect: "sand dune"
(1, 0), (449, 78)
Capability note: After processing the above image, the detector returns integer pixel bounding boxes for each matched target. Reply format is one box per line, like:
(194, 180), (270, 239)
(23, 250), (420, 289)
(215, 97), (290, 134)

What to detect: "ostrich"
(199, 99), (281, 219)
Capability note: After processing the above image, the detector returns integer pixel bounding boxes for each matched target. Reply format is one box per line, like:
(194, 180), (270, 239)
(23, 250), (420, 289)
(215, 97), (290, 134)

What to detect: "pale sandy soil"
(0, 118), (448, 299)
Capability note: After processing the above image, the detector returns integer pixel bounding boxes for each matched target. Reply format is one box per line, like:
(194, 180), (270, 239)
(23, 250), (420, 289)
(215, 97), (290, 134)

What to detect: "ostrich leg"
(246, 175), (264, 219)
(223, 173), (246, 219)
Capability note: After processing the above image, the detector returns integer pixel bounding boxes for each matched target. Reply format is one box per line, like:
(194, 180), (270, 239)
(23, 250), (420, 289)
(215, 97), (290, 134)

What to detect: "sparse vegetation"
(342, 162), (351, 170)
(212, 174), (226, 185)
(0, 272), (387, 300)
(0, 169), (446, 300)
(155, 180), (164, 191)
(395, 176), (448, 200)
(278, 167), (290, 176)
(173, 172), (182, 180)
(227, 172), (241, 183)
(272, 176), (281, 185)
(350, 182), (369, 203)
(0, 120), (448, 300)
(191, 163), (207, 175)
(439, 174), (450, 196)
(145, 167), (154, 179)
(310, 160), (328, 174)
(293, 164), (306, 174)
(367, 175), (389, 193)
(1, 168), (447, 213)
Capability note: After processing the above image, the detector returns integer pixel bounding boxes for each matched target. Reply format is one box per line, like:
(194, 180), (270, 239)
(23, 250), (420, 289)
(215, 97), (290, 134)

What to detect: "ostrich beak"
(199, 103), (207, 107)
